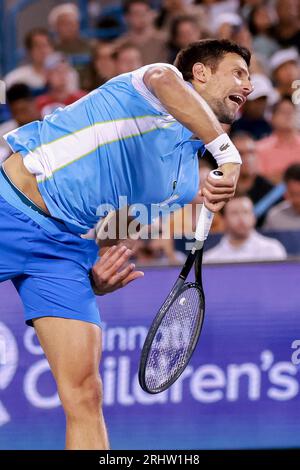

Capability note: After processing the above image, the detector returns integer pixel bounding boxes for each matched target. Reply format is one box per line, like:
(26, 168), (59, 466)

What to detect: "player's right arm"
(144, 66), (224, 144)
(143, 66), (241, 212)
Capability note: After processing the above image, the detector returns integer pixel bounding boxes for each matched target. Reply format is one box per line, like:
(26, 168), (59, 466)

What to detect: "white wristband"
(205, 134), (242, 166)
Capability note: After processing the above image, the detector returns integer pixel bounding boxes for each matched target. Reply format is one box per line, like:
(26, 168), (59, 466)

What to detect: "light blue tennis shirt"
(4, 64), (205, 235)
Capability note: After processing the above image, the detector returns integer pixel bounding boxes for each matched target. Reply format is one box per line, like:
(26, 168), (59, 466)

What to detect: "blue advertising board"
(0, 261), (300, 449)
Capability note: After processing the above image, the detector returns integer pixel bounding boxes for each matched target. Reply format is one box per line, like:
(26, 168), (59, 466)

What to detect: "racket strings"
(144, 286), (202, 392)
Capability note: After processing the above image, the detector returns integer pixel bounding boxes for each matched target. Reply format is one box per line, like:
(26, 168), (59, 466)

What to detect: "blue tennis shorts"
(0, 169), (101, 327)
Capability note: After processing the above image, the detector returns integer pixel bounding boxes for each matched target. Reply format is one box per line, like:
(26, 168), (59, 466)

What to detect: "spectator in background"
(134, 237), (186, 266)
(156, 0), (207, 34)
(270, 47), (300, 99)
(239, 0), (267, 21)
(4, 28), (54, 95)
(168, 15), (203, 63)
(36, 53), (86, 118)
(48, 2), (91, 86)
(269, 47), (300, 128)
(133, 220), (186, 266)
(113, 43), (143, 75)
(200, 0), (239, 23)
(116, 0), (169, 65)
(232, 132), (277, 226)
(263, 164), (300, 230)
(248, 3), (279, 61)
(214, 12), (244, 41)
(82, 42), (116, 91)
(272, 0), (300, 52)
(257, 97), (300, 182)
(49, 3), (91, 56)
(204, 196), (287, 263)
(213, 12), (263, 73)
(231, 74), (274, 140)
(0, 84), (41, 162)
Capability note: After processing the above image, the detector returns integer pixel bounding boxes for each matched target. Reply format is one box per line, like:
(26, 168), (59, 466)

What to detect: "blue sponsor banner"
(0, 261), (300, 450)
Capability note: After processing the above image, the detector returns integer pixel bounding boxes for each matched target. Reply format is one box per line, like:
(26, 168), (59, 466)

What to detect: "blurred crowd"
(1, 0), (300, 265)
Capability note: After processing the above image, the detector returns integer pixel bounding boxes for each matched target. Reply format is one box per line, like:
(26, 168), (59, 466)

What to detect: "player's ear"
(192, 62), (210, 84)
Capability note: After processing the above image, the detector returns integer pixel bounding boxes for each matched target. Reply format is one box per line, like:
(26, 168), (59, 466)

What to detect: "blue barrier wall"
(0, 261), (300, 449)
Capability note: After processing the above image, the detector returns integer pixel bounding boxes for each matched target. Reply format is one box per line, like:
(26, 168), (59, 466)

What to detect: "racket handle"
(195, 170), (223, 242)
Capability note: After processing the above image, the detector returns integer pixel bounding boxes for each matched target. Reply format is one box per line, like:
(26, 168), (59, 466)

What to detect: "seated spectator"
(156, 0), (207, 35)
(4, 28), (54, 95)
(204, 196), (287, 263)
(214, 12), (244, 40)
(0, 84), (40, 162)
(49, 3), (91, 56)
(213, 12), (264, 73)
(134, 233), (186, 266)
(116, 0), (168, 65)
(271, 0), (300, 52)
(82, 42), (116, 91)
(257, 97), (300, 182)
(113, 43), (143, 75)
(48, 2), (92, 85)
(248, 3), (280, 61)
(269, 47), (300, 129)
(168, 15), (203, 63)
(263, 163), (300, 230)
(36, 53), (86, 118)
(231, 74), (275, 140)
(232, 132), (278, 226)
(270, 47), (300, 99)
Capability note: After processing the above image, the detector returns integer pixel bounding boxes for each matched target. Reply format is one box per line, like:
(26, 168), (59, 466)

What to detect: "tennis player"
(0, 39), (252, 449)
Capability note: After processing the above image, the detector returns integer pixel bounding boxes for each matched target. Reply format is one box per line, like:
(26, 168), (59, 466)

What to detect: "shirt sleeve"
(131, 63), (183, 113)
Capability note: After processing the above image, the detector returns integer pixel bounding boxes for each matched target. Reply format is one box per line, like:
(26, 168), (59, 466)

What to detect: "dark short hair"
(6, 83), (33, 104)
(284, 164), (300, 183)
(174, 39), (251, 81)
(123, 0), (150, 14)
(24, 27), (52, 50)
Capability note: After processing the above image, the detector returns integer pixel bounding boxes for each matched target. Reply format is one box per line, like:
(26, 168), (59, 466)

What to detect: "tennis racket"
(138, 169), (223, 394)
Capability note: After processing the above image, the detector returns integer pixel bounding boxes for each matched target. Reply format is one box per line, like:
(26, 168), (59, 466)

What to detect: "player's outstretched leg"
(33, 317), (109, 450)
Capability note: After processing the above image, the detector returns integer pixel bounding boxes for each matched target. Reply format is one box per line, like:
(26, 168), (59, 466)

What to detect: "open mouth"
(228, 94), (245, 106)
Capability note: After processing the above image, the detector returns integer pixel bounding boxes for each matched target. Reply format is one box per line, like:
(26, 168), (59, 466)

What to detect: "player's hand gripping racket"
(138, 169), (223, 394)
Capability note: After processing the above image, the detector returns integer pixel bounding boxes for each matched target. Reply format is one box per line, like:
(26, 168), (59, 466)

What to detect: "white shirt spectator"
(204, 230), (287, 263)
(5, 64), (79, 93)
(263, 200), (300, 231)
(5, 65), (46, 90)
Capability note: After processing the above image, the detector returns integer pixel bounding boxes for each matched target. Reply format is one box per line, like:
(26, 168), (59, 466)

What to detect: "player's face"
(199, 53), (252, 124)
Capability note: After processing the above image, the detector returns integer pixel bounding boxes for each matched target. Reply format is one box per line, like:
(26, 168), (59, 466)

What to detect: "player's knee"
(59, 373), (103, 418)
